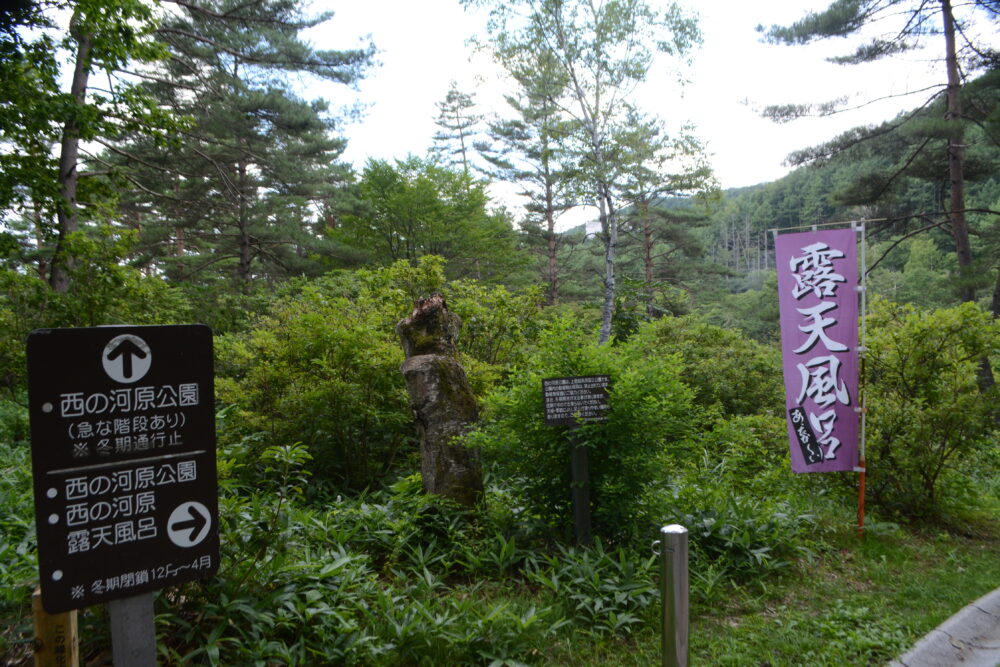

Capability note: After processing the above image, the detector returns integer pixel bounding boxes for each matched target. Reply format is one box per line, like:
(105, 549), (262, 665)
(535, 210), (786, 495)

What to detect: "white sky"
(303, 0), (959, 218)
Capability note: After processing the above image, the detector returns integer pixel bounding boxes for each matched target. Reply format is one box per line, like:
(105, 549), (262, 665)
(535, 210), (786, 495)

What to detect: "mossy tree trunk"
(396, 294), (483, 506)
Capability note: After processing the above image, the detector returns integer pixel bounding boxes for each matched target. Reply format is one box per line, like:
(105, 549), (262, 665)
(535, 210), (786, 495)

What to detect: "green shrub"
(644, 475), (816, 592)
(865, 299), (1000, 521)
(156, 445), (575, 665)
(683, 414), (801, 498)
(215, 256), (542, 491)
(469, 318), (697, 544)
(633, 315), (783, 417)
(216, 291), (413, 490)
(524, 541), (657, 636)
(0, 238), (192, 394)
(0, 397), (28, 445)
(0, 440), (37, 658)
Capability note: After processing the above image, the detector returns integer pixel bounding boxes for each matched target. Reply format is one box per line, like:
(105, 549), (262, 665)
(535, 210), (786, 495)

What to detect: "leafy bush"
(525, 541), (657, 636)
(216, 256), (542, 491)
(633, 315), (784, 417)
(154, 442), (574, 665)
(645, 467), (817, 588)
(633, 412), (821, 591)
(0, 397), (28, 445)
(865, 299), (1000, 521)
(469, 318), (697, 544)
(216, 286), (413, 490)
(683, 414), (802, 498)
(0, 235), (192, 394)
(0, 439), (45, 664)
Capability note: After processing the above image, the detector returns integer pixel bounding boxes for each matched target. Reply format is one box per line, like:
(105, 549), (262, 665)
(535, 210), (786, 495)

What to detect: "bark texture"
(396, 294), (482, 506)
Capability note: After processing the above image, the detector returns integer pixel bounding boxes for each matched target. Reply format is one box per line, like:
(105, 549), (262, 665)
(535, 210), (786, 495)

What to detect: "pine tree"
(106, 0), (375, 289)
(760, 0), (1000, 305)
(480, 49), (577, 303)
(431, 81), (483, 179)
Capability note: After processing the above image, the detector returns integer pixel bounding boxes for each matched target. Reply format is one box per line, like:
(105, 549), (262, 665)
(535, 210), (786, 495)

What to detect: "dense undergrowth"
(1, 259), (999, 665)
(3, 430), (1000, 665)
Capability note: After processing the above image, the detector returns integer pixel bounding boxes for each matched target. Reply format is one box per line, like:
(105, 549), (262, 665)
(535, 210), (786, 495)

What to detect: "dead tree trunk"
(396, 294), (483, 507)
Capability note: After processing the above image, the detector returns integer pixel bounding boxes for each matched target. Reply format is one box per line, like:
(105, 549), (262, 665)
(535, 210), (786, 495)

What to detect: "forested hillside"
(2, 0), (999, 664)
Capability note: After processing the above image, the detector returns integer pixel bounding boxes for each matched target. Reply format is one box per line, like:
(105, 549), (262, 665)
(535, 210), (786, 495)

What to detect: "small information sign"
(542, 375), (611, 426)
(27, 325), (218, 613)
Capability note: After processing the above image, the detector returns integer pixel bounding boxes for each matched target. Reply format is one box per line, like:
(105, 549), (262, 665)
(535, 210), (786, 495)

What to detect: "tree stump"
(396, 294), (482, 507)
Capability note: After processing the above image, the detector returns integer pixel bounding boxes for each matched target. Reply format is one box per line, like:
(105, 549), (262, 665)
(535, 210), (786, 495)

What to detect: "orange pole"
(857, 462), (866, 538)
(857, 349), (867, 539)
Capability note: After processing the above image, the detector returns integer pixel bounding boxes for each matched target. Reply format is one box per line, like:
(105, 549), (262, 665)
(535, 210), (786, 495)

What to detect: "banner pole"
(855, 221), (868, 538)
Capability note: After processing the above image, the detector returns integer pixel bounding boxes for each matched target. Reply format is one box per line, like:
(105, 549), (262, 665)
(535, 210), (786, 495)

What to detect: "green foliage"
(469, 318), (697, 543)
(867, 236), (957, 309)
(215, 276), (413, 491)
(683, 415), (797, 497)
(155, 448), (575, 665)
(660, 483), (816, 586)
(217, 257), (542, 490)
(0, 398), (29, 445)
(866, 298), (1000, 520)
(0, 229), (191, 393)
(0, 438), (37, 658)
(642, 412), (820, 590)
(336, 157), (529, 283)
(446, 279), (543, 392)
(59, 228), (194, 327)
(700, 271), (782, 344)
(610, 275), (691, 342)
(633, 315), (784, 416)
(796, 599), (911, 664)
(525, 541), (657, 636)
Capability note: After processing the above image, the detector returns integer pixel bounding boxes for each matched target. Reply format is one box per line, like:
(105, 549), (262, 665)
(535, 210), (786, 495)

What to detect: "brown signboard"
(542, 375), (611, 426)
(27, 325), (218, 613)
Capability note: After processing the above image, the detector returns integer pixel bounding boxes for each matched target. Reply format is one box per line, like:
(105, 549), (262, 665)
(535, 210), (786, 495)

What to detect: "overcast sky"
(304, 0), (955, 215)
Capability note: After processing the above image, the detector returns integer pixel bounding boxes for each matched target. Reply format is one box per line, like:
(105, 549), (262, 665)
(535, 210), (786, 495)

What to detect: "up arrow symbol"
(106, 338), (148, 380)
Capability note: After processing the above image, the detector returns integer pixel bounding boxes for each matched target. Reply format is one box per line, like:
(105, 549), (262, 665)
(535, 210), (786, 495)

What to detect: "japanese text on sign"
(543, 375), (611, 426)
(28, 325), (218, 614)
(776, 229), (859, 473)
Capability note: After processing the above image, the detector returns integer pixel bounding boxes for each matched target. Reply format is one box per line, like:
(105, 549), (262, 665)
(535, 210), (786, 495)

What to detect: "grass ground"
(3, 511), (1000, 665)
(563, 520), (1000, 666)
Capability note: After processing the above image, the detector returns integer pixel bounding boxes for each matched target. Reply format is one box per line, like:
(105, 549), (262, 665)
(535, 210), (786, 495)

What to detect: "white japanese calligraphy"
(796, 356), (851, 408)
(794, 301), (848, 354)
(789, 242), (846, 299)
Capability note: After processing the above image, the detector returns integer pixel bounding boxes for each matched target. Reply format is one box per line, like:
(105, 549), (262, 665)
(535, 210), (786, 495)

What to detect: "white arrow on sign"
(102, 334), (152, 384)
(167, 501), (211, 548)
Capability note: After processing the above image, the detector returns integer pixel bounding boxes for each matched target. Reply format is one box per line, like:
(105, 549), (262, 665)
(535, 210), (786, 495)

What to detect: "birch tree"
(468, 0), (700, 342)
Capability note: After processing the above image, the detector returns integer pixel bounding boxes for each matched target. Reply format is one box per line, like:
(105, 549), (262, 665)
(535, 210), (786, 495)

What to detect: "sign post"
(542, 375), (611, 546)
(31, 587), (78, 667)
(26, 325), (218, 653)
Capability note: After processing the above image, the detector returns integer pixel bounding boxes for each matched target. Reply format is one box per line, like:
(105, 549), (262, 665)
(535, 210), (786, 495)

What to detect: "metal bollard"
(656, 524), (689, 667)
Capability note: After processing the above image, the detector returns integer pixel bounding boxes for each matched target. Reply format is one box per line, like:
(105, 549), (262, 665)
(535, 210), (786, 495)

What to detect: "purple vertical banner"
(775, 228), (859, 473)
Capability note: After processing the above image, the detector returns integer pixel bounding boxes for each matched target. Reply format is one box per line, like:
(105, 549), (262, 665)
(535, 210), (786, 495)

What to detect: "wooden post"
(32, 588), (78, 667)
(570, 427), (592, 547)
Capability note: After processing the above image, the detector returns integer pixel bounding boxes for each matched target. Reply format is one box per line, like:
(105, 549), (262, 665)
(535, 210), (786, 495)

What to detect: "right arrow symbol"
(169, 503), (209, 546)
(106, 338), (148, 380)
